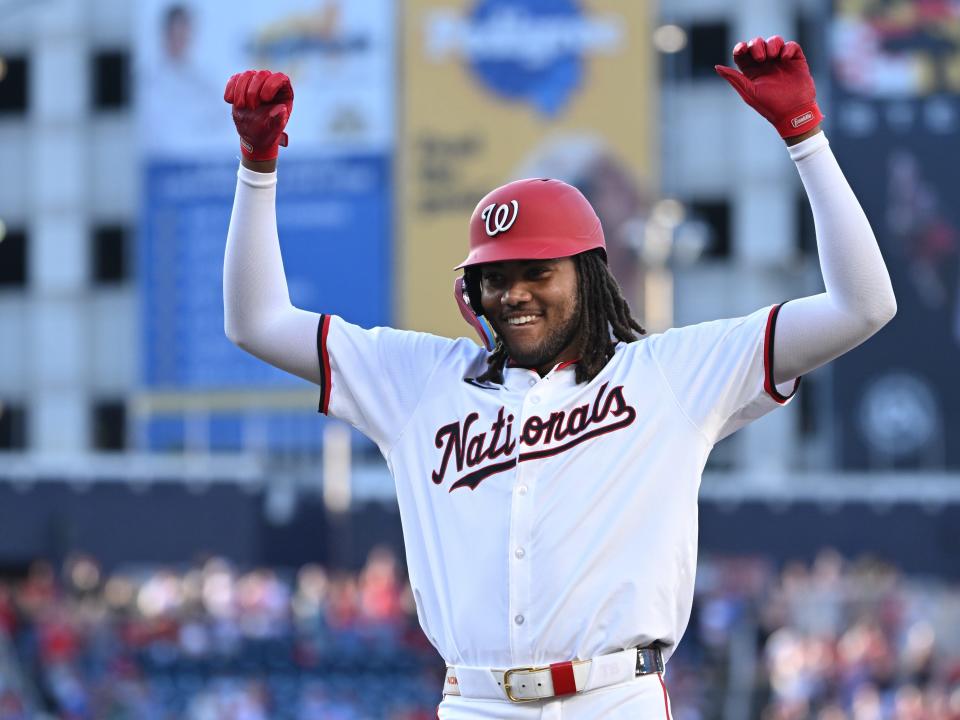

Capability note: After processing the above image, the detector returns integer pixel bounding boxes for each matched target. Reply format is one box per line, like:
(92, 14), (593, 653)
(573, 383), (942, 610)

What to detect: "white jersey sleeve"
(647, 304), (799, 443)
(317, 315), (465, 452)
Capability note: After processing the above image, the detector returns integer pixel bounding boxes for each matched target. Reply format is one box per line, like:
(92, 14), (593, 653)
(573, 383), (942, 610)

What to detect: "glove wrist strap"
(239, 131), (288, 162)
(240, 140), (279, 162)
(775, 101), (823, 139)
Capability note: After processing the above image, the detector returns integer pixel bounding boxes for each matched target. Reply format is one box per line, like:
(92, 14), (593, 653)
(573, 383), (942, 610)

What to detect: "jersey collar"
(505, 358), (579, 373)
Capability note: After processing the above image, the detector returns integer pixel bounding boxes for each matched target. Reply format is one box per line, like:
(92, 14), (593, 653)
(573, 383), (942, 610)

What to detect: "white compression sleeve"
(223, 164), (323, 385)
(772, 132), (897, 385)
(221, 139), (896, 390)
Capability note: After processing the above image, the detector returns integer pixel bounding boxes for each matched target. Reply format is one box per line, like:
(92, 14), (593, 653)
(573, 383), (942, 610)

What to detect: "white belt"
(443, 646), (664, 703)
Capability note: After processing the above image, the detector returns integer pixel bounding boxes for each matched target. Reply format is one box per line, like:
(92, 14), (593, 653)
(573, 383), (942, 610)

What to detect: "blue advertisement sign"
(135, 0), (394, 385)
(134, 1), (395, 450)
(140, 155), (391, 389)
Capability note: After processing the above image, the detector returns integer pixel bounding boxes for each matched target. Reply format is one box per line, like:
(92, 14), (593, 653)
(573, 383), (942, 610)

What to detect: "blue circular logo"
(466, 0), (588, 117)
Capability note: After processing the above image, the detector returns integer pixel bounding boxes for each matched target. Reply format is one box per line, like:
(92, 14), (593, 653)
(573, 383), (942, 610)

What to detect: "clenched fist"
(224, 70), (294, 161)
(715, 36), (823, 139)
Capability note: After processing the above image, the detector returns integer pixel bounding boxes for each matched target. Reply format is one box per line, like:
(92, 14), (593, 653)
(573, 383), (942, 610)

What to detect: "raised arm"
(222, 70), (322, 385)
(716, 36), (896, 385)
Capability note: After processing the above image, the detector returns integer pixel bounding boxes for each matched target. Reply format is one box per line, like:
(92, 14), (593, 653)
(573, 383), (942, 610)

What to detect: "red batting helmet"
(454, 178), (606, 350)
(455, 178), (606, 269)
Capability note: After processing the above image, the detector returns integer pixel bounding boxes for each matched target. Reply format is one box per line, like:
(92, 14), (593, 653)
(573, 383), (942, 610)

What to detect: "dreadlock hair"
(471, 249), (645, 385)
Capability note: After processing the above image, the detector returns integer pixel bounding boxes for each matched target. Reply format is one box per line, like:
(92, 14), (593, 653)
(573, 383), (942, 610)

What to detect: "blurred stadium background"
(0, 0), (959, 718)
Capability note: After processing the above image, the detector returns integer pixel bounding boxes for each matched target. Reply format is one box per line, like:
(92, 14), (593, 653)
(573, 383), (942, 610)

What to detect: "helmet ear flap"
(454, 273), (496, 351)
(463, 267), (485, 316)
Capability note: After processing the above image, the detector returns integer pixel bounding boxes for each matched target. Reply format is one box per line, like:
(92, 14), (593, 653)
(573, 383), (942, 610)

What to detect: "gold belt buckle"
(502, 666), (546, 703)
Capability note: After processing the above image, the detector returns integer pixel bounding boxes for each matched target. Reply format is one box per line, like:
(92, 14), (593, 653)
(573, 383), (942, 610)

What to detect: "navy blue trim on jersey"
(517, 410), (636, 463)
(763, 302), (801, 404)
(317, 314), (332, 414)
(449, 458), (519, 491)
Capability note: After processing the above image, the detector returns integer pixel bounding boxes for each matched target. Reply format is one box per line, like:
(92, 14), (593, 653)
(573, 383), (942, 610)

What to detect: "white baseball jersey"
(316, 303), (797, 676)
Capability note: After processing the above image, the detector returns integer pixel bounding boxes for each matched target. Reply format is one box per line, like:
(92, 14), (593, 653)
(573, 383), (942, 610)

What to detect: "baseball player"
(222, 37), (895, 718)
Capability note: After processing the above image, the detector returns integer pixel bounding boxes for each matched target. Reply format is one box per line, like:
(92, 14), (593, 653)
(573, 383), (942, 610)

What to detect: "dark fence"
(0, 481), (957, 577)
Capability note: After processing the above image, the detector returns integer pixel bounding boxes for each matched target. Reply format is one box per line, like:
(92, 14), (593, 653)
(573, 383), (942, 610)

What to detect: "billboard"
(135, 0), (395, 391)
(399, 0), (656, 337)
(829, 1), (960, 468)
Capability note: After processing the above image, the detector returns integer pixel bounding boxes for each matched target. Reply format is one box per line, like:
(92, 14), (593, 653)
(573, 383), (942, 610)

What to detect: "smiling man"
(456, 177), (644, 386)
(480, 256), (583, 373)
(223, 36), (896, 719)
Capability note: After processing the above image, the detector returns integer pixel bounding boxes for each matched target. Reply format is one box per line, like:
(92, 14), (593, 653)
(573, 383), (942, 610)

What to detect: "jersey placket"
(507, 370), (543, 662)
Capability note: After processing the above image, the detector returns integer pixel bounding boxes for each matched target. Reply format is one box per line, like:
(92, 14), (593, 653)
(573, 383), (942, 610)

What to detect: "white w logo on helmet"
(481, 201), (520, 237)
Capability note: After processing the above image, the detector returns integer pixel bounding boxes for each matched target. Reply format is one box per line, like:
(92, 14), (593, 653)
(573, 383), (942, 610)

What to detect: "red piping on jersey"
(659, 674), (672, 719)
(318, 315), (332, 414)
(763, 303), (800, 405)
(506, 358), (579, 371)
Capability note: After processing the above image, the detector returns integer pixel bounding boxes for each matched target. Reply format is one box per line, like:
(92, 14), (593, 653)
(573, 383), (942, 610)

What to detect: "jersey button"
(517, 485), (528, 495)
(514, 614), (525, 625)
(530, 395), (540, 405)
(514, 547), (525, 559)
(528, 378), (536, 387)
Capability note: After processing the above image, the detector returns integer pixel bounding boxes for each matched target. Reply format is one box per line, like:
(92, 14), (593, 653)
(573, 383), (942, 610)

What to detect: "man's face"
(479, 258), (582, 373)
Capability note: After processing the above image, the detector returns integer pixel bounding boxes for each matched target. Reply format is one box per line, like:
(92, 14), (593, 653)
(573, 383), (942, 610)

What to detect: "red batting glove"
(223, 70), (294, 161)
(715, 36), (823, 139)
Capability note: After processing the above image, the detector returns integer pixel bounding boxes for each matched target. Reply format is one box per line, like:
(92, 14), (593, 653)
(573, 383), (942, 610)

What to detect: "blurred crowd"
(670, 550), (960, 720)
(0, 548), (958, 720)
(0, 547), (440, 720)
